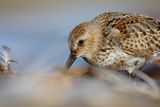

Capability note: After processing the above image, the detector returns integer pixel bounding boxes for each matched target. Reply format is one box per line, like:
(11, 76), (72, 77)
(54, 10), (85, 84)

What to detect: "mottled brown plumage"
(93, 12), (160, 57)
(65, 12), (160, 74)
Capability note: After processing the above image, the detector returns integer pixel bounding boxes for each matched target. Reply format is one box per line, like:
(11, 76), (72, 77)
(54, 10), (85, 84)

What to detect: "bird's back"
(92, 12), (160, 57)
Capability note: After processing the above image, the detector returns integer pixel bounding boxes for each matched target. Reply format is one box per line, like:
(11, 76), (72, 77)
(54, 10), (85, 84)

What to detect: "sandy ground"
(0, 66), (160, 107)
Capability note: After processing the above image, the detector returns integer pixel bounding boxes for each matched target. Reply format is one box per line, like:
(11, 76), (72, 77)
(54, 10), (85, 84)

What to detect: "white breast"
(97, 48), (146, 71)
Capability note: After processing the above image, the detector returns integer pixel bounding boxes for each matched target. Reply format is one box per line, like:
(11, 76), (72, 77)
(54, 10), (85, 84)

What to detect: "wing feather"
(119, 16), (160, 57)
(94, 12), (160, 57)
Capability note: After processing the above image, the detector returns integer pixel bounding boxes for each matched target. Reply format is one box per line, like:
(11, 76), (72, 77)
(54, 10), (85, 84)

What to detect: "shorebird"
(64, 12), (160, 92)
(65, 12), (160, 71)
(0, 45), (15, 73)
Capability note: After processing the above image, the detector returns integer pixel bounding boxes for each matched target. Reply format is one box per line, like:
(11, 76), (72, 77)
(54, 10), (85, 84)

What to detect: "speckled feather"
(93, 12), (160, 57)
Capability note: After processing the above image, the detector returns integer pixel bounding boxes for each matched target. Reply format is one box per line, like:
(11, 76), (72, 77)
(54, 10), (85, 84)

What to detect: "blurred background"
(0, 0), (160, 72)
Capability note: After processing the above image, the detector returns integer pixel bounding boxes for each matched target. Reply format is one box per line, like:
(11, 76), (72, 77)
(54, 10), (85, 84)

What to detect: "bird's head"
(65, 21), (102, 71)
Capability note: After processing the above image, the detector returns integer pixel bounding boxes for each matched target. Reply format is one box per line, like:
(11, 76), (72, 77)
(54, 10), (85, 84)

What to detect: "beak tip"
(64, 65), (70, 72)
(64, 53), (77, 72)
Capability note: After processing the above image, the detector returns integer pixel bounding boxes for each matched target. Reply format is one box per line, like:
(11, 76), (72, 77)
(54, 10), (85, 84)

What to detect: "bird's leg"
(128, 68), (160, 98)
(128, 68), (135, 81)
(128, 72), (134, 80)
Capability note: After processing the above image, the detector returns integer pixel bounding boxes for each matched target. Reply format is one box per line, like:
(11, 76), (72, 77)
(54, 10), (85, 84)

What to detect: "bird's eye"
(78, 40), (84, 46)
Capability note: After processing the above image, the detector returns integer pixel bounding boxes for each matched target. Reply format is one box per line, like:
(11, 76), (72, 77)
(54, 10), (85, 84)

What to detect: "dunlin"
(64, 12), (160, 95)
(65, 12), (160, 74)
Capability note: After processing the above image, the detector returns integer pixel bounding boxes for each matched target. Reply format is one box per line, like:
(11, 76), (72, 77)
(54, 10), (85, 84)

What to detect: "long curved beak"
(64, 52), (77, 71)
